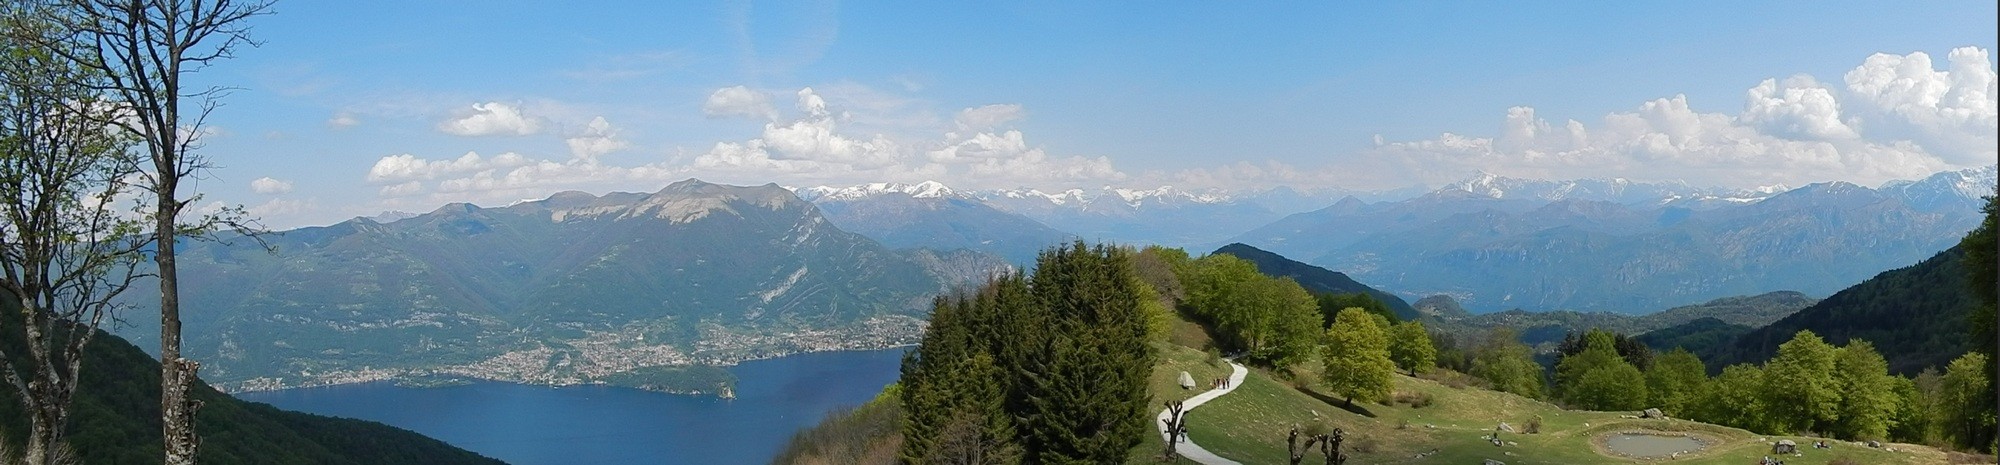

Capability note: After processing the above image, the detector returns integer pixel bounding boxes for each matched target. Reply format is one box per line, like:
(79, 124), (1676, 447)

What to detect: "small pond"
(1604, 433), (1707, 458)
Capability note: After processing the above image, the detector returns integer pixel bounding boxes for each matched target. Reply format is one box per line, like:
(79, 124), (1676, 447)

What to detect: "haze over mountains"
(117, 180), (1008, 392)
(797, 166), (1993, 314)
(104, 165), (1990, 394)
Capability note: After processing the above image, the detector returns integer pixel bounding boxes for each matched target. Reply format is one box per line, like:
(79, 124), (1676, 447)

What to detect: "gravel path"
(1156, 360), (1250, 465)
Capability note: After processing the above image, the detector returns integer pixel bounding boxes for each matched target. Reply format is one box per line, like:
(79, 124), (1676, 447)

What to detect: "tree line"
(898, 242), (1159, 464)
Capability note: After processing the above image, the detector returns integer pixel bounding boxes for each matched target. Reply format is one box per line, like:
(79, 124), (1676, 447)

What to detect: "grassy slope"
(1150, 339), (1950, 465)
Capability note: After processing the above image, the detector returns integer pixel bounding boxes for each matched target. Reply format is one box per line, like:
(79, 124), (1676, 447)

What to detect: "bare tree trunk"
(33, 2), (273, 462)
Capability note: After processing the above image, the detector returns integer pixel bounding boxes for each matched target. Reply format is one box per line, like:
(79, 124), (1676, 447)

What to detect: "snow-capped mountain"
(794, 181), (963, 202)
(1880, 165), (1998, 213)
(1230, 166), (1995, 314)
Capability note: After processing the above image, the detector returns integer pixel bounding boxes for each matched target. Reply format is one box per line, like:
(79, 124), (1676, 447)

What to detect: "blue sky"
(185, 1), (1999, 227)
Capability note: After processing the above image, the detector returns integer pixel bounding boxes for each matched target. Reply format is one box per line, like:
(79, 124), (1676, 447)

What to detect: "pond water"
(1604, 433), (1707, 458)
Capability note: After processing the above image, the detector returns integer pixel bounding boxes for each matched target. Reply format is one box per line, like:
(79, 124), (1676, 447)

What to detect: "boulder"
(1497, 422), (1516, 433)
(1177, 371), (1195, 389)
(1641, 408), (1665, 419)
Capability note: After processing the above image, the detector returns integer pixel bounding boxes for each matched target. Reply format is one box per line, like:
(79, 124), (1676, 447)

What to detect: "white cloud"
(1841, 47), (1998, 164)
(249, 177), (294, 195)
(367, 151), (533, 182)
(955, 104), (1025, 130)
(796, 87), (830, 117)
(1329, 47), (1997, 190)
(565, 117), (631, 163)
(326, 112), (359, 128)
(380, 181), (423, 197)
(437, 102), (541, 136)
(702, 86), (778, 120)
(1741, 76), (1856, 140)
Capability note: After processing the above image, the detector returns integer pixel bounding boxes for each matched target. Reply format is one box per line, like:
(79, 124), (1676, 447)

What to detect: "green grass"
(1123, 334), (1954, 465)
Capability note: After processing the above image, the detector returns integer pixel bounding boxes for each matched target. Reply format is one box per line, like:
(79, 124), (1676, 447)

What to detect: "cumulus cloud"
(702, 85), (778, 120)
(367, 151), (534, 182)
(1841, 47), (1998, 165)
(437, 102), (540, 136)
(1325, 47), (1997, 190)
(955, 104), (1025, 131)
(565, 117), (631, 163)
(249, 177), (294, 195)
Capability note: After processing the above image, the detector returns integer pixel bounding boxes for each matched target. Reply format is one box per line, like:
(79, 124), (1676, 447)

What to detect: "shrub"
(1346, 434), (1380, 453)
(1525, 415), (1543, 434)
(1393, 391), (1435, 408)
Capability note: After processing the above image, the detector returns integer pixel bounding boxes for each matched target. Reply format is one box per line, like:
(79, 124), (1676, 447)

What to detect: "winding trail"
(1156, 360), (1249, 465)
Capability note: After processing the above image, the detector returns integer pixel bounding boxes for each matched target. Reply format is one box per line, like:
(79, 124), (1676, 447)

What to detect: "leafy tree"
(1387, 321), (1436, 376)
(1646, 349), (1708, 417)
(1887, 371), (1936, 445)
(1690, 364), (1768, 432)
(1469, 328), (1545, 400)
(1181, 254), (1321, 367)
(0, 9), (146, 464)
(1258, 278), (1323, 368)
(1316, 292), (1396, 327)
(1940, 352), (1993, 451)
(42, 1), (275, 461)
(1761, 330), (1841, 435)
(1321, 307), (1393, 407)
(1556, 329), (1652, 371)
(1556, 332), (1648, 411)
(1830, 340), (1897, 440)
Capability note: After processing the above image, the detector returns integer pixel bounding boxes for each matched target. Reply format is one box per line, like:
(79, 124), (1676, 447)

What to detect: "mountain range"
(115, 180), (1008, 392)
(1235, 166), (1996, 313)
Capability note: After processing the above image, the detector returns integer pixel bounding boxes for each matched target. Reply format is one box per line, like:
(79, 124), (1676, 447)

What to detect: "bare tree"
(0, 6), (146, 464)
(33, 1), (269, 463)
(1161, 400), (1188, 461)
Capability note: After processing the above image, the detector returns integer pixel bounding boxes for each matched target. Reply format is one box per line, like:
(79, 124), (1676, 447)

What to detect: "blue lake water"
(236, 348), (908, 465)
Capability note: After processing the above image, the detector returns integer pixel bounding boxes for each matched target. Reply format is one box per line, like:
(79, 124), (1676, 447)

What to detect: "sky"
(179, 1), (1999, 228)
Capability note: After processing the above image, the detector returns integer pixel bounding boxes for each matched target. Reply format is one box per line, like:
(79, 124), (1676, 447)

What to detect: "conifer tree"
(1016, 242), (1153, 464)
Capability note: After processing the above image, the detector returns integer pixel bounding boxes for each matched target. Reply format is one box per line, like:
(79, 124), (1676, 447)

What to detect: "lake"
(236, 348), (908, 465)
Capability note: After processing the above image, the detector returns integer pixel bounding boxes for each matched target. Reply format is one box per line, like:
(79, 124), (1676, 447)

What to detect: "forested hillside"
(1706, 246), (1976, 374)
(0, 327), (501, 465)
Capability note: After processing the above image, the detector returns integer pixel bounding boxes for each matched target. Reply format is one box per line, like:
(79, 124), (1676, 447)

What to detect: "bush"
(1346, 433), (1380, 454)
(1418, 368), (1489, 390)
(1393, 391), (1435, 408)
(1525, 415), (1543, 434)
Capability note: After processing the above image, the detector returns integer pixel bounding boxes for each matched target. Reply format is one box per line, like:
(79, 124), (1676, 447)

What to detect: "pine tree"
(1015, 242), (1153, 464)
(1321, 307), (1394, 407)
(1388, 321), (1437, 376)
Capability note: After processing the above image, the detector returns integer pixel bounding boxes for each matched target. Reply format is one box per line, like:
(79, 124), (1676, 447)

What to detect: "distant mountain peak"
(793, 180), (964, 202)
